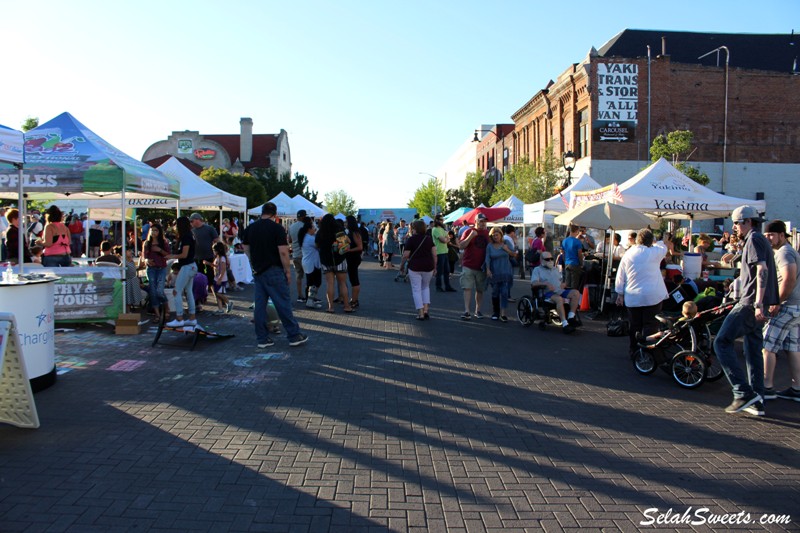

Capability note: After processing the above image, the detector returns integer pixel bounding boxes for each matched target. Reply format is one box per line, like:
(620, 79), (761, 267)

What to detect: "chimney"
(662, 36), (667, 57)
(240, 117), (253, 163)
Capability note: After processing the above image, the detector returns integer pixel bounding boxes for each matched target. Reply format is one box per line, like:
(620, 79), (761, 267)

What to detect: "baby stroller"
(632, 300), (734, 388)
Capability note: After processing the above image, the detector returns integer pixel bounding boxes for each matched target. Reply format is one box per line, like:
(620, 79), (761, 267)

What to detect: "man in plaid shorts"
(762, 220), (800, 403)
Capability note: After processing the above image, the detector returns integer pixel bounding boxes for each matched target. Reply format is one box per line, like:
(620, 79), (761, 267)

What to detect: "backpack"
(333, 231), (351, 255)
(525, 246), (540, 266)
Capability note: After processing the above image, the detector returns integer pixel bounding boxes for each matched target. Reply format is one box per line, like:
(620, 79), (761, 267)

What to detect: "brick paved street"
(1, 259), (799, 532)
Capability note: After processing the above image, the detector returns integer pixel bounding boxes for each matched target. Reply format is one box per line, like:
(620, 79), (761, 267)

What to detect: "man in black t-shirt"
(242, 202), (308, 348)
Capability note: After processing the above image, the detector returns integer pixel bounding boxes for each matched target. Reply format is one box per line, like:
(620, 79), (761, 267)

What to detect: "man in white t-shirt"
(762, 220), (800, 402)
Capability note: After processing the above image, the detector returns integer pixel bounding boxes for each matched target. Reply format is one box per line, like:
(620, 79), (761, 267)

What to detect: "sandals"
(344, 308), (355, 313)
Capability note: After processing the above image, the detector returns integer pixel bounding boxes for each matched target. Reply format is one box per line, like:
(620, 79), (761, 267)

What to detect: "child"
(123, 248), (145, 312)
(30, 245), (43, 264)
(645, 300), (698, 343)
(212, 241), (233, 313)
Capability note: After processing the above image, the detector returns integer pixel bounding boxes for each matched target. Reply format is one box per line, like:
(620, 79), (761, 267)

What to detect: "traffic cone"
(580, 285), (591, 311)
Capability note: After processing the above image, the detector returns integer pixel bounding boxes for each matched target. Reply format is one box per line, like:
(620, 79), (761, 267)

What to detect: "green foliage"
(445, 188), (472, 213)
(323, 190), (357, 216)
(650, 130), (710, 185)
(488, 146), (565, 205)
(21, 117), (38, 132)
(200, 166), (267, 210)
(251, 167), (319, 204)
(407, 177), (446, 216)
(457, 170), (494, 208)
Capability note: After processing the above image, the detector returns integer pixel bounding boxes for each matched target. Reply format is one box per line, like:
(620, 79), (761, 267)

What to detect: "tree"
(323, 190), (357, 216)
(200, 167), (267, 210)
(650, 130), (710, 185)
(445, 188), (472, 213)
(251, 167), (320, 204)
(488, 146), (564, 205)
(458, 170), (494, 208)
(408, 177), (446, 216)
(21, 117), (38, 132)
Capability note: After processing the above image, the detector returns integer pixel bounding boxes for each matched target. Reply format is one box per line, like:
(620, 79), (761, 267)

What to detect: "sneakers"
(743, 400), (765, 416)
(226, 302), (234, 313)
(724, 392), (762, 414)
(499, 315), (508, 323)
(777, 387), (800, 402)
(460, 312), (471, 321)
(491, 314), (499, 321)
(763, 388), (778, 400)
(165, 319), (184, 328)
(306, 298), (323, 309)
(184, 319), (197, 326)
(507, 297), (517, 303)
(257, 339), (275, 348)
(289, 334), (308, 347)
(474, 311), (484, 319)
(562, 324), (576, 334)
(296, 297), (306, 303)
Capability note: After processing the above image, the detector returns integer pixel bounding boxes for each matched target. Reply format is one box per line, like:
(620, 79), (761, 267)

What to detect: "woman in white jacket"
(299, 220), (323, 309)
(615, 228), (668, 355)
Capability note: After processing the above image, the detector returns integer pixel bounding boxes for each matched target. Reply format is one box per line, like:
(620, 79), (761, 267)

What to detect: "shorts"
(214, 282), (227, 294)
(544, 289), (572, 300)
(762, 304), (800, 353)
(321, 261), (348, 274)
(292, 257), (304, 277)
(460, 266), (487, 291)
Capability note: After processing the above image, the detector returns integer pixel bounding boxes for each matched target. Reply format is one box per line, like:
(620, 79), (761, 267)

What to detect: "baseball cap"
(296, 209), (307, 218)
(765, 220), (787, 235)
(731, 205), (763, 222)
(189, 212), (204, 221)
(476, 213), (488, 221)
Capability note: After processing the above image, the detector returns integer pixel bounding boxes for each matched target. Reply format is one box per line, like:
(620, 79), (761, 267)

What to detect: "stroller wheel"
(632, 347), (657, 375)
(705, 354), (725, 382)
(516, 297), (534, 327)
(671, 350), (708, 389)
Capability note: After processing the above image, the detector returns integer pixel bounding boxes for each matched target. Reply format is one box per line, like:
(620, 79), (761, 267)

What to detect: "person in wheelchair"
(530, 252), (581, 334)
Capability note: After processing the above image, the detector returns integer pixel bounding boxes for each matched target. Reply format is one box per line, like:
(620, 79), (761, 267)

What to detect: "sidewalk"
(1, 257), (798, 531)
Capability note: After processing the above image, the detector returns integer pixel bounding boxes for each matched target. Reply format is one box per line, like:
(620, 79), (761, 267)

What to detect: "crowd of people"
(3, 201), (799, 417)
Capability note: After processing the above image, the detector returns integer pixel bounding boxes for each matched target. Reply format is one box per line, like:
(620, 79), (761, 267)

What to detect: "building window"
(282, 152), (286, 161)
(578, 108), (589, 158)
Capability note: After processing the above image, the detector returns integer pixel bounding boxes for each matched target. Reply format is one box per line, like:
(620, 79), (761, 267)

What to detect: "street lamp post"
(698, 45), (730, 194)
(562, 150), (576, 188)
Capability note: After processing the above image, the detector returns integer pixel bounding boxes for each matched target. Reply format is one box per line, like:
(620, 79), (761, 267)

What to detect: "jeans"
(254, 266), (300, 342)
(408, 269), (433, 310)
(147, 266), (167, 309)
(435, 253), (452, 289)
(713, 303), (765, 399)
(490, 279), (510, 310)
(42, 254), (72, 267)
(173, 263), (197, 317)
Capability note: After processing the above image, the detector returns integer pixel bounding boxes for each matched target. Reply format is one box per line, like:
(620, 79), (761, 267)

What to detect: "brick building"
(142, 117), (291, 177)
(508, 30), (800, 224)
(474, 124), (515, 184)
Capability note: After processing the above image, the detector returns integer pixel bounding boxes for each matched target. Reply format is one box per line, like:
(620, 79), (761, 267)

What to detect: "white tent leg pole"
(121, 191), (127, 313)
(16, 165), (24, 275)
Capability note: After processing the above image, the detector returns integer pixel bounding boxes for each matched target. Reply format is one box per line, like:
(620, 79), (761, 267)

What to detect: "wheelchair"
(516, 286), (582, 331)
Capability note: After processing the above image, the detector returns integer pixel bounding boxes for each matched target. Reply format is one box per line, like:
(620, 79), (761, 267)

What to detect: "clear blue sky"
(4, 0), (796, 209)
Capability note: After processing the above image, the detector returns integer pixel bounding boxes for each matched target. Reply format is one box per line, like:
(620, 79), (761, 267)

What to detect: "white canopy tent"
(523, 174), (602, 225)
(0, 124), (25, 270)
(291, 194), (326, 218)
(613, 158), (766, 220)
(248, 191), (296, 218)
(491, 195), (524, 225)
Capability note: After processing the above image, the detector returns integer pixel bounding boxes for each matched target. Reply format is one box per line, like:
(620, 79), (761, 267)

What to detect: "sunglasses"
(733, 220), (746, 225)
(541, 257), (553, 261)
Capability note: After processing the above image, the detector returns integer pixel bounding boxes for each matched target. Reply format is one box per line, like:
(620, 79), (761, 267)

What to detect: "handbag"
(606, 314), (630, 337)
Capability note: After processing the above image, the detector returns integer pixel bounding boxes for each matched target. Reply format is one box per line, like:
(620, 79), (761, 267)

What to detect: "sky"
(3, 0), (797, 210)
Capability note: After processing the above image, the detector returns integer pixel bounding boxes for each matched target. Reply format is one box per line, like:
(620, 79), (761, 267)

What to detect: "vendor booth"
(0, 112), (180, 337)
(491, 195), (524, 225)
(523, 174), (602, 225)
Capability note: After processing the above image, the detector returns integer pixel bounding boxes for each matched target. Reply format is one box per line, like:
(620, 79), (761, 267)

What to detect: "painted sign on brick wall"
(595, 62), (638, 142)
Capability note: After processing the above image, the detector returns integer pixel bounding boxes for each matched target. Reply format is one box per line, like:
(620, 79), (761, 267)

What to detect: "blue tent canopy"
(0, 112), (179, 200)
(443, 206), (471, 224)
(0, 123), (24, 165)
